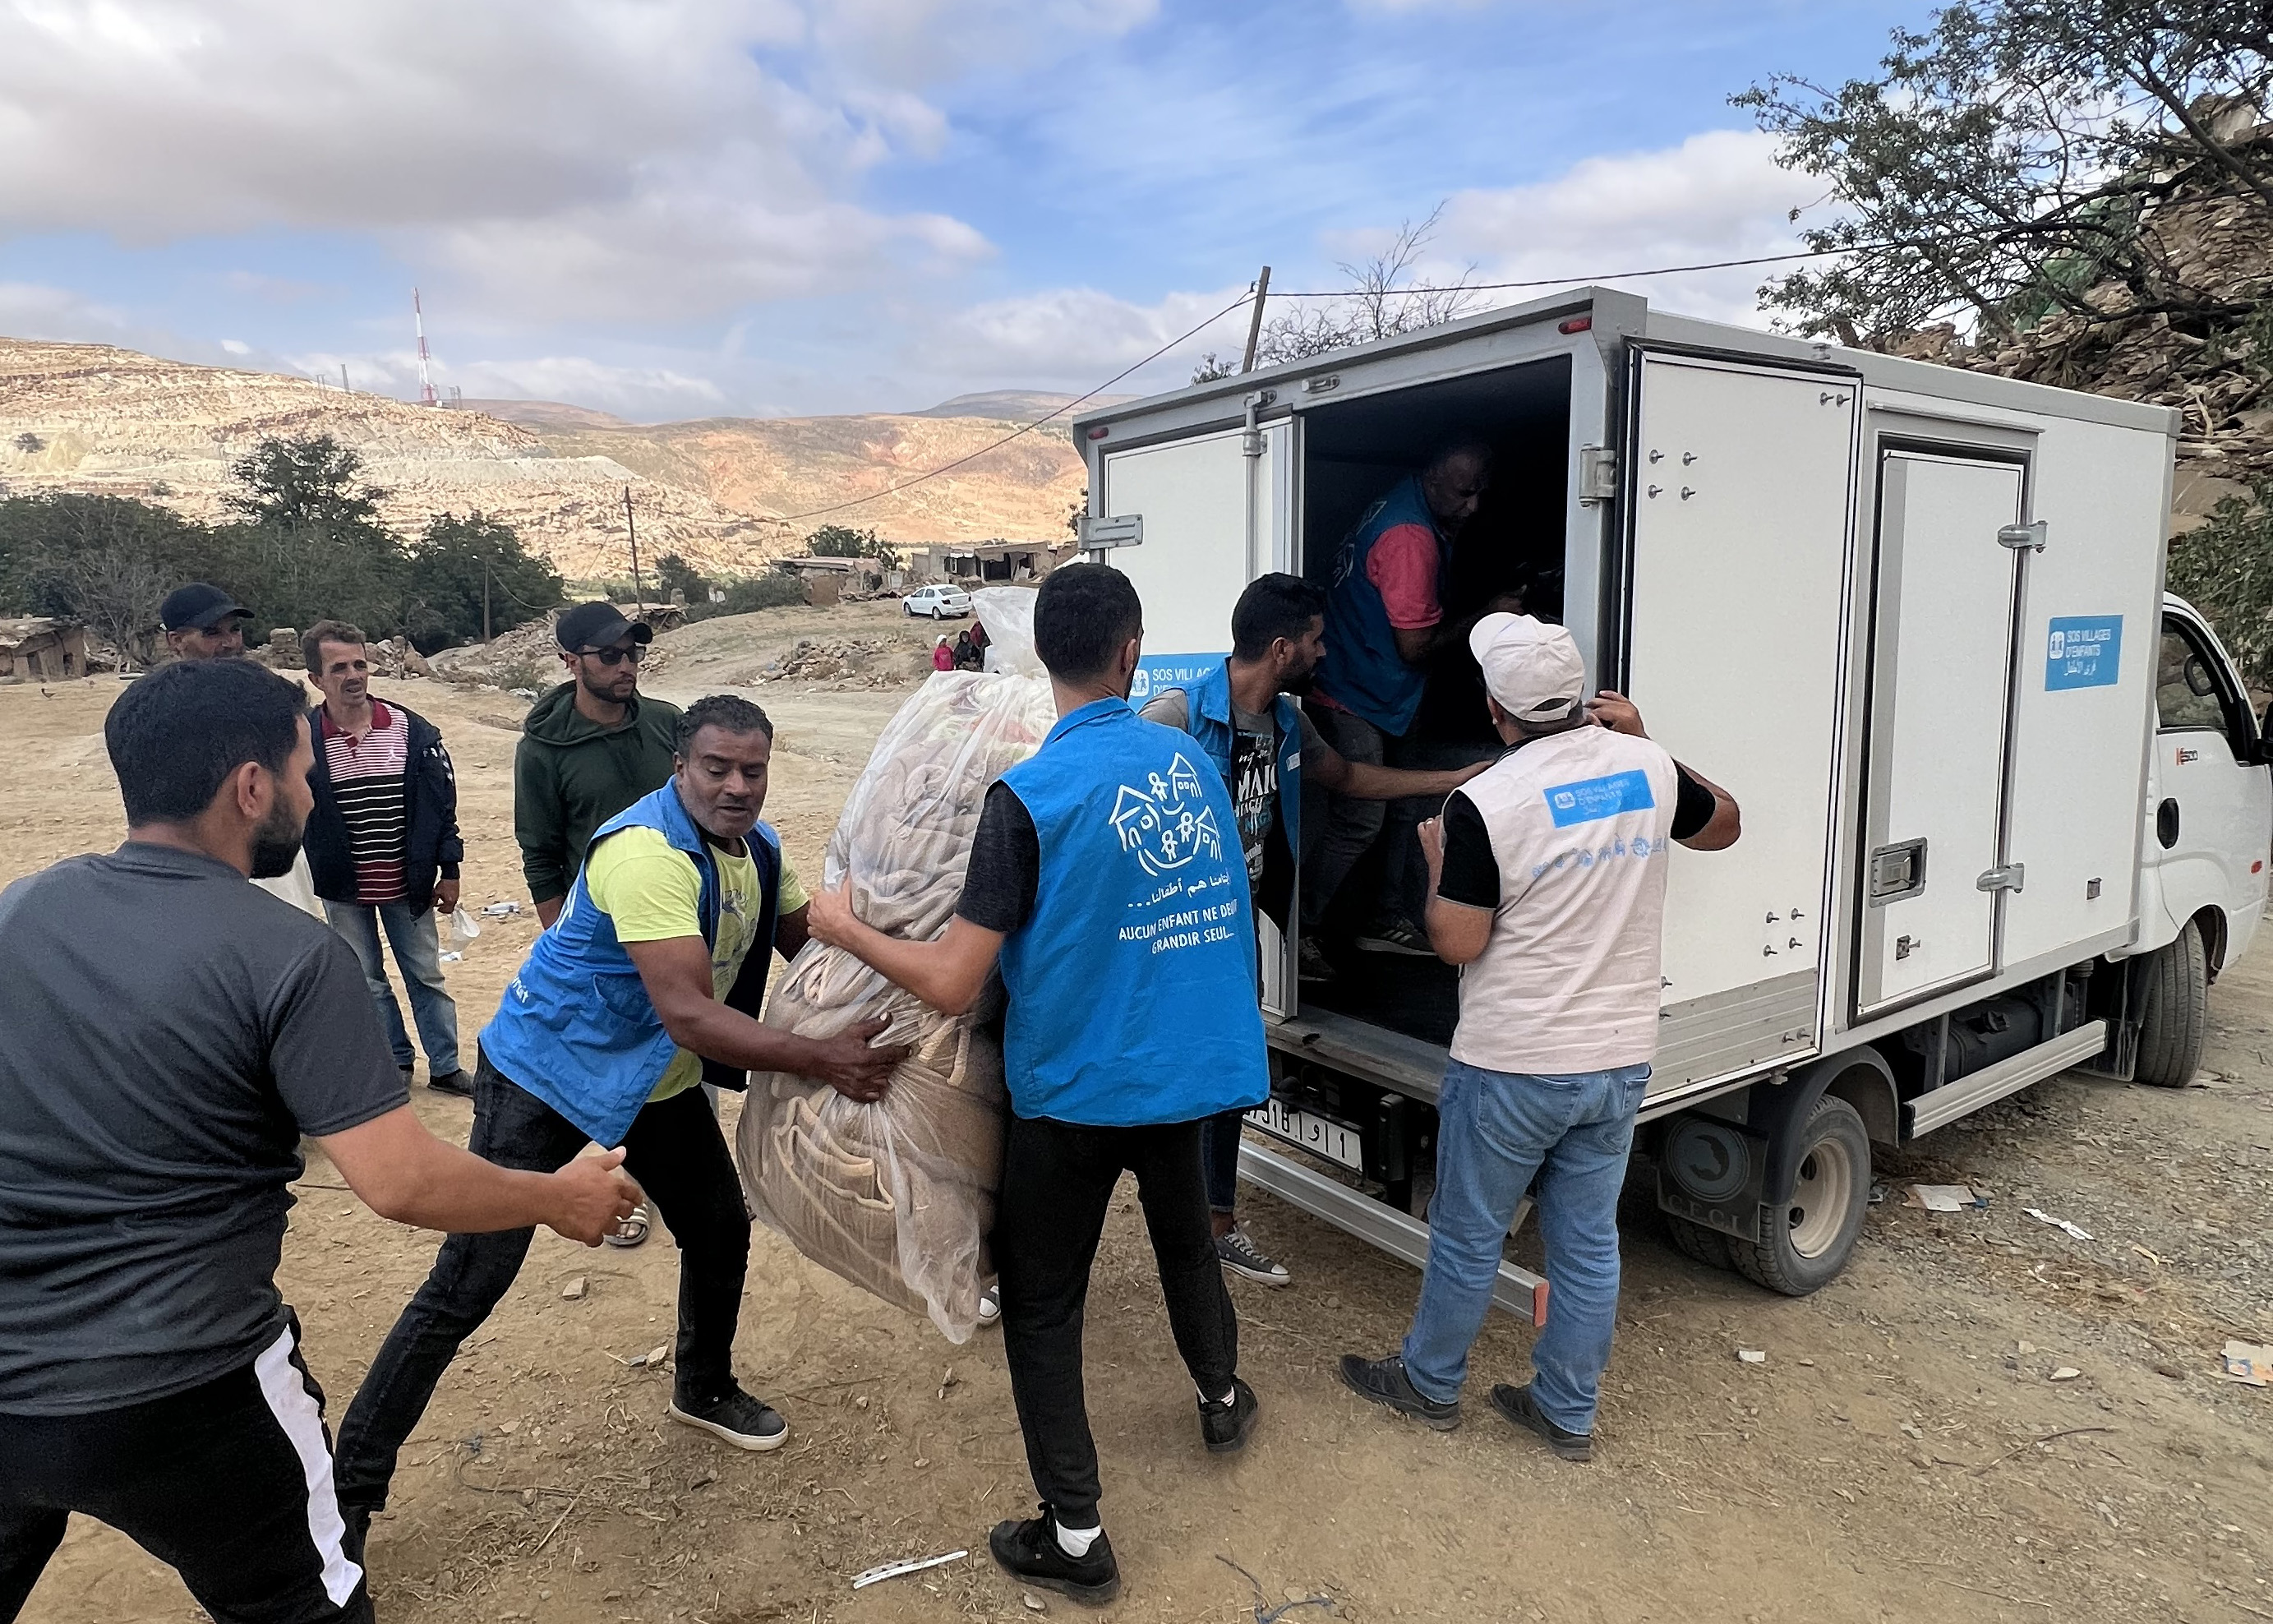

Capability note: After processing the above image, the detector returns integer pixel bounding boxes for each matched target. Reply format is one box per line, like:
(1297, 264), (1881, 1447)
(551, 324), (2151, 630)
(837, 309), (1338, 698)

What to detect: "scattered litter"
(2131, 1243), (2164, 1266)
(2024, 1207), (2093, 1242)
(438, 951), (463, 962)
(450, 907), (482, 942)
(2221, 1340), (2271, 1386)
(623, 1342), (671, 1369)
(1737, 1349), (1768, 1364)
(481, 901), (524, 917)
(561, 1276), (587, 1301)
(850, 1549), (967, 1590)
(2049, 1367), (2082, 1382)
(938, 1366), (957, 1400)
(1867, 1182), (1888, 1206)
(1906, 1183), (1985, 1211)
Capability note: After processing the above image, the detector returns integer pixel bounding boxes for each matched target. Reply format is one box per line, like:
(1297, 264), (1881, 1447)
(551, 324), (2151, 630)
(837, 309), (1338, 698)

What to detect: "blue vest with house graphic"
(996, 698), (1270, 1126)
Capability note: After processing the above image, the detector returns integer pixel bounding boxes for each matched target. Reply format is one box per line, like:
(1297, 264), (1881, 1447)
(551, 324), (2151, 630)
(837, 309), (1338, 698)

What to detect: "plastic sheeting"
(737, 588), (1051, 1340)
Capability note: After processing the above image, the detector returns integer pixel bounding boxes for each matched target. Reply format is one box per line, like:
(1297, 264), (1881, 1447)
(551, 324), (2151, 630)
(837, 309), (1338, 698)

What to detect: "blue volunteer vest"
(996, 698), (1270, 1126)
(1316, 473), (1445, 736)
(1182, 657), (1302, 860)
(481, 783), (781, 1146)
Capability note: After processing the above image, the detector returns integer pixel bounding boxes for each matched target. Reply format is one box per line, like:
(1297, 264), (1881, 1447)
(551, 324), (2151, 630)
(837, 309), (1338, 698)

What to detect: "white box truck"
(1072, 287), (2273, 1318)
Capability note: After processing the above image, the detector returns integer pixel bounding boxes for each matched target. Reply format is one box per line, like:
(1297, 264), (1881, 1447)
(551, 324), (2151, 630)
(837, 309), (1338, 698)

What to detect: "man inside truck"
(1141, 571), (1487, 1289)
(1339, 612), (1739, 1462)
(1308, 441), (1518, 963)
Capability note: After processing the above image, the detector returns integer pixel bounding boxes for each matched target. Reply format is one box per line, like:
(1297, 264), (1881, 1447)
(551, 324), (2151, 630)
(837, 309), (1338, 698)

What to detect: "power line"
(761, 291), (1256, 529)
(1265, 240), (1876, 298)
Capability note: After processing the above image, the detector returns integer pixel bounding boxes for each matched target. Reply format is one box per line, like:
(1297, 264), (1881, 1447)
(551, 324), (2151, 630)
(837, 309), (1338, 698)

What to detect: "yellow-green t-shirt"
(583, 825), (807, 1101)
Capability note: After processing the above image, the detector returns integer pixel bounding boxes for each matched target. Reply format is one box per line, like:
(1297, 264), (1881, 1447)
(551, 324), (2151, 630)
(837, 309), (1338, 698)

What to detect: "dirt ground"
(4, 625), (2270, 1624)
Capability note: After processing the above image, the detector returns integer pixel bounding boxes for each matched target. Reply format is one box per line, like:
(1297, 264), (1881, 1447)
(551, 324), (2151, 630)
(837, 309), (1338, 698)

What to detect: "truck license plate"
(1245, 1097), (1362, 1171)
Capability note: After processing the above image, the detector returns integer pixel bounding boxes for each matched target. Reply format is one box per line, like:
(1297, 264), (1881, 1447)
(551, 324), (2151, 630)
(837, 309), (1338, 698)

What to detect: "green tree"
(654, 551), (709, 604)
(0, 493), (219, 667)
(2169, 482), (2273, 688)
(218, 433), (409, 636)
(403, 511), (565, 649)
(805, 524), (901, 570)
(1736, 2), (2273, 345)
(224, 435), (388, 529)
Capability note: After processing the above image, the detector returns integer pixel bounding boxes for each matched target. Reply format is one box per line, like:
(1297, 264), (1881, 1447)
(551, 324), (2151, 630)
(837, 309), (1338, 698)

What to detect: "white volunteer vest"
(1450, 726), (1680, 1076)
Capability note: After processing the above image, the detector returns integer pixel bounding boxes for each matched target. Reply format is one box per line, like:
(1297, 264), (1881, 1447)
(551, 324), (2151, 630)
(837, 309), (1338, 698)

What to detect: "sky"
(0, 0), (1939, 422)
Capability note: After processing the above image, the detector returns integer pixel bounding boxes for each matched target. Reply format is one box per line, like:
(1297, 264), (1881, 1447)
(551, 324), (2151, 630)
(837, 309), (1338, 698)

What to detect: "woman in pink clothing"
(932, 636), (956, 672)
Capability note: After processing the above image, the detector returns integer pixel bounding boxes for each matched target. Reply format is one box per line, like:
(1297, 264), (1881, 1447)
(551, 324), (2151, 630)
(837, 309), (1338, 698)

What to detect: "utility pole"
(1240, 265), (1272, 372)
(340, 364), (352, 393)
(413, 288), (438, 407)
(624, 487), (644, 611)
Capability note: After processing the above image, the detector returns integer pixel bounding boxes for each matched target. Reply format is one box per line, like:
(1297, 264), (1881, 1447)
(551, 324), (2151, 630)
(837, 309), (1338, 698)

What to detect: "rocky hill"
(0, 340), (1088, 579)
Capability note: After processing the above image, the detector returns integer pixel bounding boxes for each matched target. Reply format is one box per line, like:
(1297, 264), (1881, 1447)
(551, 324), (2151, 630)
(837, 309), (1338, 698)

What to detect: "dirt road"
(5, 634), (2269, 1624)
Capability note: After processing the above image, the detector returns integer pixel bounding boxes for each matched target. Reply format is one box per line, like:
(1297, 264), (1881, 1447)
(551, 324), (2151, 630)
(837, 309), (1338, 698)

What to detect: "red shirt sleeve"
(1366, 523), (1443, 630)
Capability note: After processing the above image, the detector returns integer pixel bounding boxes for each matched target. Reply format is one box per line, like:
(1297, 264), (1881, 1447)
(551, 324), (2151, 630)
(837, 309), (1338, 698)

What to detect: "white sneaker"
(977, 1282), (1002, 1326)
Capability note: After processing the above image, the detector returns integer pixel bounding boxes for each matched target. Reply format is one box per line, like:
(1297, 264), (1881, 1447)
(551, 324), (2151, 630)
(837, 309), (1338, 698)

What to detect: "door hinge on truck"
(1578, 445), (1618, 505)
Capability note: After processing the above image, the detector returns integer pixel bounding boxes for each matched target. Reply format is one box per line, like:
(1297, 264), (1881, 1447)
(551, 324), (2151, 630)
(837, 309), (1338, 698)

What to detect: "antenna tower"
(413, 288), (438, 407)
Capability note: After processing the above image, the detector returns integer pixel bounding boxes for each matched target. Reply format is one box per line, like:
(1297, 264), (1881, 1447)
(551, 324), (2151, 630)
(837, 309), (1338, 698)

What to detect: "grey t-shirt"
(1138, 688), (1325, 884)
(0, 843), (408, 1415)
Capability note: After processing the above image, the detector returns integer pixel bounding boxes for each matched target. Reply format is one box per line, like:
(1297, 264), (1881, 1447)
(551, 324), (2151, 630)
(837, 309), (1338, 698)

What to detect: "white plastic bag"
(450, 906), (481, 943)
(737, 588), (1054, 1340)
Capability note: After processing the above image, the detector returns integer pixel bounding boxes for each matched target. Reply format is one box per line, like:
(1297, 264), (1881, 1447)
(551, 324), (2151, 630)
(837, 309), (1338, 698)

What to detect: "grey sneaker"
(1216, 1226), (1290, 1286)
(1353, 918), (1433, 957)
(976, 1281), (1002, 1326)
(1338, 1354), (1460, 1430)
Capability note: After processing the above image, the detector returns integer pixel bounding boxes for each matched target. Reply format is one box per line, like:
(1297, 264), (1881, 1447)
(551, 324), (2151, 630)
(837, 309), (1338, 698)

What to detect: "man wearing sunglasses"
(515, 603), (684, 933)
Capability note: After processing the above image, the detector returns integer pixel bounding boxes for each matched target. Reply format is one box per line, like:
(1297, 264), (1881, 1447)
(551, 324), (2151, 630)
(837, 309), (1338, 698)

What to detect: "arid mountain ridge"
(0, 339), (1098, 579)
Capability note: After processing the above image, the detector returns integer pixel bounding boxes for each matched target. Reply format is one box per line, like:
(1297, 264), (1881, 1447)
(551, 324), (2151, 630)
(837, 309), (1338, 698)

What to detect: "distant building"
(902, 541), (1067, 584)
(0, 617), (88, 681)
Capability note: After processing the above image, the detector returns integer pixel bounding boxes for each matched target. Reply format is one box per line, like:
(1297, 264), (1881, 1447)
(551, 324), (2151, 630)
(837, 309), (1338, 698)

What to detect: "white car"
(902, 584), (973, 619)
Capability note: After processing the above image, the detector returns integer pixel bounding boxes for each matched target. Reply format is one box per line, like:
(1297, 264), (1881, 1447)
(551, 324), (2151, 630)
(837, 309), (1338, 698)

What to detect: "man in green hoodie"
(516, 602), (684, 930)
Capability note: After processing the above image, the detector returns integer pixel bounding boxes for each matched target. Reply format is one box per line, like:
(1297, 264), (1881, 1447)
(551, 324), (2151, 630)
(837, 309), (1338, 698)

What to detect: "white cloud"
(219, 338), (250, 354)
(1439, 128), (1819, 325)
(0, 282), (131, 339)
(0, 1), (1146, 321)
(448, 356), (731, 417)
(917, 282), (1253, 383)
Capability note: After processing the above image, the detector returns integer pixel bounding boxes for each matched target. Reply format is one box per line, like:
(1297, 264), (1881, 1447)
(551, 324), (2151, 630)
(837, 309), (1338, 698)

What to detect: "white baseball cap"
(1469, 611), (1587, 724)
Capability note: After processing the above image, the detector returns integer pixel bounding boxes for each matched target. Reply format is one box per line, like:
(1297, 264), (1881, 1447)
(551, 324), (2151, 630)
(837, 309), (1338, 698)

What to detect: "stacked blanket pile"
(737, 648), (1053, 1340)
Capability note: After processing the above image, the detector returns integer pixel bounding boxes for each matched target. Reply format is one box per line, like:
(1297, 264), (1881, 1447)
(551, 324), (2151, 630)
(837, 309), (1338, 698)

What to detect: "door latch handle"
(1976, 864), (2026, 893)
(1894, 934), (1920, 960)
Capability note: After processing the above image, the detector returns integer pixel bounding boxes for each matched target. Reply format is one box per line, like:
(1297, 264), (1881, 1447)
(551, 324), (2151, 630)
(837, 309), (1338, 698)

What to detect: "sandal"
(604, 1202), (651, 1248)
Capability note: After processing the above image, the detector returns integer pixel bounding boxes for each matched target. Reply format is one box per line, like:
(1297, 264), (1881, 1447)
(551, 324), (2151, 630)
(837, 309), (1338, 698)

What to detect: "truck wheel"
(1665, 1216), (1732, 1271)
(2132, 918), (2209, 1088)
(1728, 1096), (1870, 1297)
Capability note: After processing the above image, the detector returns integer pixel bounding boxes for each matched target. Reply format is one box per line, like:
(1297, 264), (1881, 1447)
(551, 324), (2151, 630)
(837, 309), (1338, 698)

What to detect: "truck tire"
(2132, 918), (2208, 1089)
(1665, 1215), (1732, 1271)
(1728, 1096), (1870, 1297)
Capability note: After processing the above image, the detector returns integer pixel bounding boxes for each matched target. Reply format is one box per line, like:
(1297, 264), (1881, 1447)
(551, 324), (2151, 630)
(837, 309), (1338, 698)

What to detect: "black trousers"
(995, 1114), (1239, 1527)
(333, 1054), (750, 1515)
(0, 1314), (372, 1624)
(1201, 1110), (1244, 1215)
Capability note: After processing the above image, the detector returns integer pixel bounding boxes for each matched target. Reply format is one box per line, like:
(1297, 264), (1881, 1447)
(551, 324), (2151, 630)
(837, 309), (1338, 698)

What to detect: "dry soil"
(3, 625), (2270, 1624)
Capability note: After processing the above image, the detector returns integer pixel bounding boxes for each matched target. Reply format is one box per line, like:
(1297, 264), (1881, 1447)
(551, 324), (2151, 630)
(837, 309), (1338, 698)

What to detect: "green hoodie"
(513, 682), (685, 906)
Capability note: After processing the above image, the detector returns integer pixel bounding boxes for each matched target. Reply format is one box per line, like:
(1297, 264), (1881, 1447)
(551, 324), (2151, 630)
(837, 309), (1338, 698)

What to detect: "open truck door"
(1621, 353), (1860, 1105)
(1094, 417), (1298, 1016)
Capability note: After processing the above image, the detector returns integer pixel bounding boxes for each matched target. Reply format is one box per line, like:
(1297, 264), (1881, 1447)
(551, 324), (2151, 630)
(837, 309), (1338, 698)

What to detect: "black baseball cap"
(554, 602), (654, 653)
(160, 583), (251, 633)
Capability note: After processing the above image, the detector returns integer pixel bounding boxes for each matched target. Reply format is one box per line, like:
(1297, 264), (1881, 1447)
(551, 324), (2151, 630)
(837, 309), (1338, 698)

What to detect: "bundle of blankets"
(736, 657), (1054, 1340)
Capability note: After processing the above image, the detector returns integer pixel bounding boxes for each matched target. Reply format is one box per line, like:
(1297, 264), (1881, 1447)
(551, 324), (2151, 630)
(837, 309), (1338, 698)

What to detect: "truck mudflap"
(1237, 1140), (1550, 1327)
(1655, 1114), (1770, 1243)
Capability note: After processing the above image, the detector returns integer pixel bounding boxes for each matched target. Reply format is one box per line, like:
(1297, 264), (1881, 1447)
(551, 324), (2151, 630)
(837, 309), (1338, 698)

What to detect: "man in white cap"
(1339, 612), (1737, 1461)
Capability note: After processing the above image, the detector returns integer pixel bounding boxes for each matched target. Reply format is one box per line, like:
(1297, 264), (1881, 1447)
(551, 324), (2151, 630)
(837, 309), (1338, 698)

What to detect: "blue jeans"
(1401, 1057), (1651, 1433)
(323, 902), (460, 1076)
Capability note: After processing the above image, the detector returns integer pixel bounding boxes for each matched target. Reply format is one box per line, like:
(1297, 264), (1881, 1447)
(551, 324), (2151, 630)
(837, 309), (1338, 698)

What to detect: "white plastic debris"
(1737, 1349), (1768, 1364)
(1906, 1183), (1983, 1211)
(851, 1549), (968, 1590)
(451, 907), (482, 942)
(2023, 1206), (2093, 1241)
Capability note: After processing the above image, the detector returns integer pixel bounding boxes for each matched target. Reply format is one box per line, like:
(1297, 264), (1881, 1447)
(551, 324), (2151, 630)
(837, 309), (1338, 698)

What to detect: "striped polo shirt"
(320, 700), (410, 904)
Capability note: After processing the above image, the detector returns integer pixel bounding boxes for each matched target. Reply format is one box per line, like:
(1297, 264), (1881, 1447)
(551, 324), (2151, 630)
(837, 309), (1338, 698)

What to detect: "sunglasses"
(579, 644), (644, 667)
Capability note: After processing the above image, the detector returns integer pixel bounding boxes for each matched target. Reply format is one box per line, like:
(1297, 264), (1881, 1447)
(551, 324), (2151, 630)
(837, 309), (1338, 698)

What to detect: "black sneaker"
(1215, 1226), (1290, 1286)
(1199, 1376), (1259, 1453)
(426, 1069), (475, 1098)
(1490, 1382), (1593, 1462)
(667, 1386), (788, 1452)
(1337, 1354), (1460, 1431)
(1353, 918), (1433, 957)
(989, 1507), (1121, 1607)
(1298, 936), (1337, 983)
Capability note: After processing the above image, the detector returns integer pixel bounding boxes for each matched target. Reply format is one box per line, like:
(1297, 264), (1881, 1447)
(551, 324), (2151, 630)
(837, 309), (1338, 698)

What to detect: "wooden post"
(482, 560), (492, 644)
(624, 487), (644, 612)
(1240, 265), (1272, 372)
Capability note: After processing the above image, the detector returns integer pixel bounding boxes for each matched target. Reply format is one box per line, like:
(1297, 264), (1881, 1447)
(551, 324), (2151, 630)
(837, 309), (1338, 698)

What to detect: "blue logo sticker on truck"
(1542, 769), (1657, 828)
(2045, 616), (2122, 690)
(1130, 653), (1227, 703)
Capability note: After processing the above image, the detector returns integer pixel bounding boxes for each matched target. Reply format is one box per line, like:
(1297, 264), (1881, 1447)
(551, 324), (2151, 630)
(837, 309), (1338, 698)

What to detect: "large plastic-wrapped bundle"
(737, 589), (1052, 1340)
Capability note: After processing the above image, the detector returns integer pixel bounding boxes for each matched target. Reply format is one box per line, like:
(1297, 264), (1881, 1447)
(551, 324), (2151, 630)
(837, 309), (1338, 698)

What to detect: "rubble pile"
(753, 637), (925, 690)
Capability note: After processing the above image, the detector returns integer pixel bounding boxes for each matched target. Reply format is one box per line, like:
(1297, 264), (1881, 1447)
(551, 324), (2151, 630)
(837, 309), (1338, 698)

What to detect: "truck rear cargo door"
(1623, 353), (1859, 1098)
(1855, 452), (2026, 1016)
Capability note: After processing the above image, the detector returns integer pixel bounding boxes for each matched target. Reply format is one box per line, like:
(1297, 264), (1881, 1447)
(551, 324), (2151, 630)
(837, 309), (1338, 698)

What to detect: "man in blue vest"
(806, 564), (1267, 1608)
(334, 695), (906, 1552)
(1310, 441), (1519, 957)
(1140, 573), (1487, 1288)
